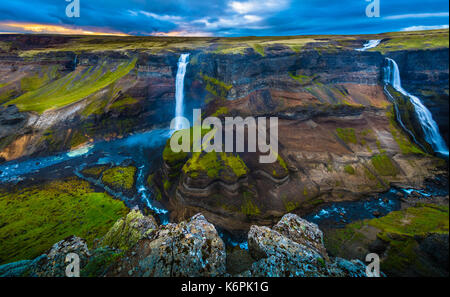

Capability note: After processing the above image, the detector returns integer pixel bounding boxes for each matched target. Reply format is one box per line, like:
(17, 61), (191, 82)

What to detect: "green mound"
(0, 177), (128, 264)
(101, 166), (137, 192)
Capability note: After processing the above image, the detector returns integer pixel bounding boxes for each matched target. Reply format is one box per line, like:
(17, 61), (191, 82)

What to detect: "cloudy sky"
(0, 0), (448, 36)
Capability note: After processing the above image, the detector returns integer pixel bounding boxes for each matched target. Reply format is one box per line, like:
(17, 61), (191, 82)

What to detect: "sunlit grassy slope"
(0, 177), (129, 264)
(8, 58), (137, 114)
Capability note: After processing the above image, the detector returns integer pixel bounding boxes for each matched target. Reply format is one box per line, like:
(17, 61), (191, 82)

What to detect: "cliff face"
(0, 34), (447, 236)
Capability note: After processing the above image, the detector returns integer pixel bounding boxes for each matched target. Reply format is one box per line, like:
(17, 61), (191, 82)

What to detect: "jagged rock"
(272, 213), (328, 260)
(108, 213), (226, 277)
(246, 213), (368, 277)
(100, 209), (158, 251)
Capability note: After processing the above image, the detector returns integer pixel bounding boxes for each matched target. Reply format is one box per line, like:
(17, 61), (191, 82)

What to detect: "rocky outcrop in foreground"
(0, 212), (370, 277)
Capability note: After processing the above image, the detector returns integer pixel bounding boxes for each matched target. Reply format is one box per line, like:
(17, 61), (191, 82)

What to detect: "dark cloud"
(0, 0), (448, 36)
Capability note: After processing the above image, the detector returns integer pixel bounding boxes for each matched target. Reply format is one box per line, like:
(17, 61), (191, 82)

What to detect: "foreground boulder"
(243, 214), (368, 277)
(107, 213), (227, 277)
(0, 213), (372, 277)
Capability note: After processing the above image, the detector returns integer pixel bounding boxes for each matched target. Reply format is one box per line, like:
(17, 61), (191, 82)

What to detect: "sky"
(0, 0), (449, 36)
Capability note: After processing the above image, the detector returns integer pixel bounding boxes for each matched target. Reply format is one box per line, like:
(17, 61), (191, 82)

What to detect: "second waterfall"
(174, 53), (190, 130)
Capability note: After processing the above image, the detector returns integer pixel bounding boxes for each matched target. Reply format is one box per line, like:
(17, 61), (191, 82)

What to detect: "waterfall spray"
(384, 58), (448, 157)
(174, 53), (190, 130)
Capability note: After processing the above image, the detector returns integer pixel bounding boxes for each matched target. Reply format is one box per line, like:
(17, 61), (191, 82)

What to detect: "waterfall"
(384, 58), (448, 157)
(356, 40), (381, 51)
(174, 53), (190, 130)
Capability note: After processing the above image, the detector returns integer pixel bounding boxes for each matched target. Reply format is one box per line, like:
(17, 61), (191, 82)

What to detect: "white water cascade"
(174, 53), (190, 130)
(356, 40), (381, 51)
(384, 58), (448, 156)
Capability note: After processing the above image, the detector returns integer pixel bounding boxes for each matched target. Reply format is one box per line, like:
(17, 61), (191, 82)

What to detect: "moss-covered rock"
(101, 166), (137, 194)
(100, 209), (158, 251)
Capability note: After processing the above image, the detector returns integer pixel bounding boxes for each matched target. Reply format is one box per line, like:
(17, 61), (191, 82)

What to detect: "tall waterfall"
(384, 58), (448, 156)
(174, 53), (190, 130)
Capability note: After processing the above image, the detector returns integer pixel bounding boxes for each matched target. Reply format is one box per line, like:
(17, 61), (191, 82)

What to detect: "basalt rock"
(107, 213), (227, 277)
(242, 213), (368, 277)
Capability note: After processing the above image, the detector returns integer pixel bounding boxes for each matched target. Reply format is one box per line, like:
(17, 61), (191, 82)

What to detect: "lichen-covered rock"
(246, 213), (368, 277)
(108, 213), (226, 277)
(100, 209), (157, 251)
(273, 213), (328, 260)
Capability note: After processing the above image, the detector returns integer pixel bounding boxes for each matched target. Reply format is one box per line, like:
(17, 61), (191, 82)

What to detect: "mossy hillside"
(7, 59), (137, 114)
(386, 105), (426, 155)
(20, 65), (61, 93)
(371, 153), (399, 176)
(0, 177), (129, 264)
(200, 73), (232, 100)
(101, 166), (137, 193)
(70, 130), (89, 149)
(325, 204), (449, 276)
(336, 128), (357, 144)
(289, 72), (314, 85)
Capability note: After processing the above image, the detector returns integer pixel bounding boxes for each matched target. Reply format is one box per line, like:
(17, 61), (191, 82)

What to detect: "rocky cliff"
(0, 212), (369, 277)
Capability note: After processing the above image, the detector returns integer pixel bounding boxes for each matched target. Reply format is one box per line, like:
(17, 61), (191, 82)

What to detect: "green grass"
(0, 177), (128, 264)
(371, 154), (399, 176)
(371, 29), (449, 54)
(101, 166), (137, 192)
(8, 59), (137, 114)
(336, 128), (357, 144)
(344, 165), (355, 175)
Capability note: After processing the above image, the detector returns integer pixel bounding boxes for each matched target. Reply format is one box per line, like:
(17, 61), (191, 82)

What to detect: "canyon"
(0, 29), (448, 277)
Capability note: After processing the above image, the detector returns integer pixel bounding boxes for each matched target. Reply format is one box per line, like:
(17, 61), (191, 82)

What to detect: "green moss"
(344, 165), (355, 175)
(20, 66), (60, 93)
(336, 128), (357, 144)
(283, 199), (300, 212)
(211, 106), (229, 117)
(81, 248), (124, 277)
(183, 152), (248, 179)
(372, 29), (449, 54)
(100, 210), (155, 251)
(81, 165), (108, 179)
(70, 130), (89, 148)
(200, 73), (232, 99)
(109, 94), (138, 111)
(8, 59), (137, 114)
(163, 179), (172, 191)
(371, 154), (399, 177)
(0, 177), (128, 264)
(387, 108), (426, 155)
(251, 44), (265, 56)
(289, 72), (313, 85)
(241, 192), (260, 216)
(101, 166), (137, 192)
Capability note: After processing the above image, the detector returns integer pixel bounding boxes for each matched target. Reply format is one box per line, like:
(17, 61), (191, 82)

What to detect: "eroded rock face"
(108, 213), (227, 277)
(244, 214), (367, 277)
